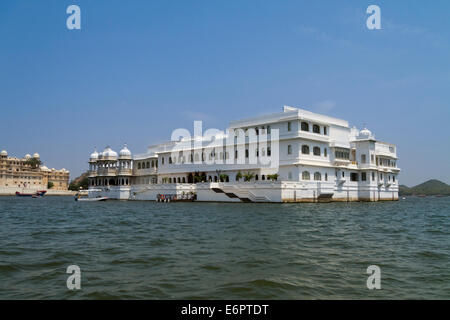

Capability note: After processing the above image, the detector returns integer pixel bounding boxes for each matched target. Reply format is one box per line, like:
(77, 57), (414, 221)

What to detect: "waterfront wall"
(88, 181), (398, 202)
(0, 186), (76, 196)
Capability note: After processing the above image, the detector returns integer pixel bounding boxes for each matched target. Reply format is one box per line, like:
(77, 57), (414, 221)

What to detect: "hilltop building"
(0, 151), (69, 191)
(87, 106), (400, 202)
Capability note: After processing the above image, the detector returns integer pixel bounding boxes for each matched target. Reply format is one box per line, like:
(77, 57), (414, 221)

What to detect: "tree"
(267, 173), (279, 181)
(236, 171), (243, 182)
(243, 172), (255, 182)
(26, 158), (42, 169)
(79, 177), (89, 190)
(219, 174), (229, 182)
(47, 181), (54, 189)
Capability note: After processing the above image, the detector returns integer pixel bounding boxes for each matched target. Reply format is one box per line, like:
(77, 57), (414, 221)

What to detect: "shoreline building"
(87, 106), (400, 202)
(0, 151), (70, 192)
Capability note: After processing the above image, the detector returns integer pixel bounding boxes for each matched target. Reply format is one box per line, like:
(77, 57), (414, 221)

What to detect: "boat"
(16, 190), (47, 197)
(75, 194), (108, 202)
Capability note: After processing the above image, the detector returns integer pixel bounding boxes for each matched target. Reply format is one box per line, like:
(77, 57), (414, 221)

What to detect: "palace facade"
(87, 106), (400, 202)
(0, 151), (70, 191)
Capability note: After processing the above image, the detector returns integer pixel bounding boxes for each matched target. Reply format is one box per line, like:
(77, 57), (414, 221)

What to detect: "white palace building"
(87, 106), (400, 202)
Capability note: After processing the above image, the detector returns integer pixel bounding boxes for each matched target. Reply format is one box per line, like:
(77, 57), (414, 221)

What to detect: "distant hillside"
(69, 171), (89, 191)
(399, 179), (450, 196)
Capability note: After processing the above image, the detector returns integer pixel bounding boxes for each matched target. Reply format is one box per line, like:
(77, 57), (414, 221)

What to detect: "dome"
(358, 127), (374, 139)
(33, 153), (40, 158)
(0, 150), (7, 156)
(90, 148), (99, 161)
(24, 154), (31, 159)
(40, 166), (50, 171)
(119, 144), (132, 158)
(101, 146), (118, 159)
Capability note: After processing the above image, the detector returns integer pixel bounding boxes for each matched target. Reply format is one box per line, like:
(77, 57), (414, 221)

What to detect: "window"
(335, 148), (350, 160)
(267, 147), (271, 156)
(287, 145), (292, 155)
(301, 122), (309, 131)
(288, 172), (292, 180)
(313, 147), (321, 156)
(324, 148), (327, 157)
(371, 154), (374, 163)
(287, 122), (291, 131)
(361, 172), (367, 181)
(372, 172), (375, 181)
(313, 124), (320, 134)
(323, 127), (327, 135)
(302, 171), (310, 180)
(350, 173), (359, 181)
(301, 145), (310, 154)
(138, 163), (141, 169)
(267, 126), (271, 134)
(169, 157), (172, 164)
(393, 176), (396, 182)
(325, 173), (328, 181)
(314, 172), (321, 181)
(245, 149), (249, 158)
(361, 154), (366, 164)
(235, 150), (238, 159)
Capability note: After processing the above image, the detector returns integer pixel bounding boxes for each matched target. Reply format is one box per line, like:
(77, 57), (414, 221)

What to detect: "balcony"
(118, 168), (132, 176)
(97, 168), (117, 176)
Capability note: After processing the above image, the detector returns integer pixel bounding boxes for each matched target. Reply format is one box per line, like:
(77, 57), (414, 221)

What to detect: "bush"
(47, 181), (54, 189)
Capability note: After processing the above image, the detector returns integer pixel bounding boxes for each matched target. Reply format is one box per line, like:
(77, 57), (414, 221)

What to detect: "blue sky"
(1, 0), (449, 186)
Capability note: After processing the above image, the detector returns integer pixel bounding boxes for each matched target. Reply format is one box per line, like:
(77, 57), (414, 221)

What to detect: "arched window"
(262, 175), (265, 180)
(169, 157), (172, 164)
(313, 124), (320, 134)
(313, 147), (321, 156)
(146, 162), (150, 168)
(302, 171), (310, 180)
(314, 172), (321, 181)
(138, 163), (141, 169)
(151, 160), (154, 167)
(302, 145), (310, 154)
(169, 178), (172, 183)
(255, 174), (259, 181)
(182, 177), (186, 183)
(301, 122), (309, 131)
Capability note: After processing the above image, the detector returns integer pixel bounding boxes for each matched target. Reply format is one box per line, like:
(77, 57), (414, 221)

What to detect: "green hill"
(399, 179), (450, 196)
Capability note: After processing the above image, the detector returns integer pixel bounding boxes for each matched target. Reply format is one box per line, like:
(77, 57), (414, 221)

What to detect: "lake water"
(0, 196), (448, 299)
